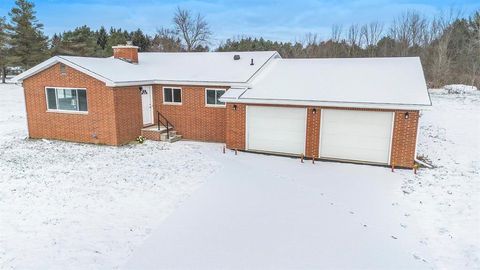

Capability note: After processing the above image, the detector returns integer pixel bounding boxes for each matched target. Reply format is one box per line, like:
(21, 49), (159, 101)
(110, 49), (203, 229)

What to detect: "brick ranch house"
(13, 45), (431, 168)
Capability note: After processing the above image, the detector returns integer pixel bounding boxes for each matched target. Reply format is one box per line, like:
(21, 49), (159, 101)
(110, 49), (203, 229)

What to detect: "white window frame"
(45, 87), (88, 114)
(162, 87), (182, 105)
(205, 88), (226, 107)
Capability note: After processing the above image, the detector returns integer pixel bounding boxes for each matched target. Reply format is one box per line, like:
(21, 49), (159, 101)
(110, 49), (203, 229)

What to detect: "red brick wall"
(113, 47), (138, 63)
(153, 85), (228, 142)
(225, 104), (419, 168)
(23, 63), (118, 145)
(112, 86), (143, 144)
(390, 111), (419, 168)
(305, 107), (321, 158)
(225, 103), (246, 150)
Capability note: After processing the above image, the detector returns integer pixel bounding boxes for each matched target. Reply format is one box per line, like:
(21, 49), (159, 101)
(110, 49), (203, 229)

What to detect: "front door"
(141, 86), (153, 126)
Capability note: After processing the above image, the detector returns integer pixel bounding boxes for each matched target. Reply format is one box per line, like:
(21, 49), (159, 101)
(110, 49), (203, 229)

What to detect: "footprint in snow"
(349, 211), (354, 214)
(400, 223), (407, 228)
(391, 236), (398, 239)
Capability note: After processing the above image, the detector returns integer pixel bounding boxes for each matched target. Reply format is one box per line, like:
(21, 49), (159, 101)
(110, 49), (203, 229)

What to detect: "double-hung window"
(205, 89), (226, 107)
(46, 87), (88, 113)
(163, 87), (182, 104)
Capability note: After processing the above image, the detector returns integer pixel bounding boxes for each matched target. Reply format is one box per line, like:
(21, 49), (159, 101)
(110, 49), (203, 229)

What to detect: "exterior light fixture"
(312, 108), (317, 114)
(233, 105), (237, 111)
(405, 112), (409, 119)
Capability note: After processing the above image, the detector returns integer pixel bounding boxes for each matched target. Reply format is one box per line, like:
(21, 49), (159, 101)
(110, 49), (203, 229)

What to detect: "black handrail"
(157, 111), (174, 139)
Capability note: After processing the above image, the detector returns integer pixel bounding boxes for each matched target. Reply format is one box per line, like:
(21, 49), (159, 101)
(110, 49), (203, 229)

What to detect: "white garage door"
(247, 106), (307, 155)
(319, 109), (394, 164)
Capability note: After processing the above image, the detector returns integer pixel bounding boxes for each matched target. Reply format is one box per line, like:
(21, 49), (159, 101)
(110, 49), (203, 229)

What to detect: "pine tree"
(57, 25), (98, 56)
(7, 0), (48, 69)
(106, 27), (128, 55)
(0, 16), (8, 83)
(131, 29), (150, 52)
(96, 26), (108, 50)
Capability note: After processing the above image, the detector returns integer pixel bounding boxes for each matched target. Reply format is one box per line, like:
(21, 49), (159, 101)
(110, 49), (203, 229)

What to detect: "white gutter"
(219, 97), (431, 110)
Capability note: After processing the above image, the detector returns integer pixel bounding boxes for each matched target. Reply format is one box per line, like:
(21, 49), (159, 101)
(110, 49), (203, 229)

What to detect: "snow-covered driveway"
(125, 152), (432, 269)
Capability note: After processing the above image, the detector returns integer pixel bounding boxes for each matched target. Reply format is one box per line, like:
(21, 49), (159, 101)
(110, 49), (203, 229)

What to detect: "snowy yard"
(0, 83), (479, 269)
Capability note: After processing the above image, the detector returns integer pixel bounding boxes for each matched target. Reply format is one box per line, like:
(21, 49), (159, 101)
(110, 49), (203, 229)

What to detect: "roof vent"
(233, 55), (241, 60)
(250, 58), (254, 65)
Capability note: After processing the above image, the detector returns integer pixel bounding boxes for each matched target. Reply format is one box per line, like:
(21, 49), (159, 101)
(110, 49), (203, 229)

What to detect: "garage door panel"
(247, 106), (306, 155)
(320, 109), (393, 164)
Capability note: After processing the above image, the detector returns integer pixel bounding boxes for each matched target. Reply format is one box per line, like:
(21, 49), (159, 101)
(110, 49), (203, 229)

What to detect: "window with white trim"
(46, 87), (88, 112)
(163, 87), (182, 104)
(205, 89), (226, 106)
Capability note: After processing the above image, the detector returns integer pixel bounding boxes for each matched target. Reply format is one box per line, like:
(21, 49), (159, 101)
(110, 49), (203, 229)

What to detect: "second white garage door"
(246, 106), (307, 155)
(319, 109), (394, 164)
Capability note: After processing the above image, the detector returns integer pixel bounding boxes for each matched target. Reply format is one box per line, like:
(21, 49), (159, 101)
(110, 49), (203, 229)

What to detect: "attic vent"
(233, 55), (241, 60)
(60, 64), (67, 75)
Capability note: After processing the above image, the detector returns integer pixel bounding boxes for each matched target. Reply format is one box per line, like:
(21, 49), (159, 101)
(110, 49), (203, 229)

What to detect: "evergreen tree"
(6, 0), (48, 69)
(56, 25), (98, 56)
(131, 29), (150, 52)
(96, 26), (108, 50)
(106, 27), (128, 55)
(49, 33), (62, 56)
(0, 16), (8, 83)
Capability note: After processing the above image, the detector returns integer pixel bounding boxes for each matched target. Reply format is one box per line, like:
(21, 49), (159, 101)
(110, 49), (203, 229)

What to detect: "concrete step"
(168, 135), (182, 143)
(141, 125), (167, 133)
(160, 133), (182, 143)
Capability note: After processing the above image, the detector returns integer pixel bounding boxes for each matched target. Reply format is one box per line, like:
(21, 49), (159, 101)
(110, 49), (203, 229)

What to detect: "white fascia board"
(222, 97), (430, 110)
(244, 51), (282, 84)
(110, 80), (248, 88)
(12, 56), (115, 86)
(12, 57), (59, 83)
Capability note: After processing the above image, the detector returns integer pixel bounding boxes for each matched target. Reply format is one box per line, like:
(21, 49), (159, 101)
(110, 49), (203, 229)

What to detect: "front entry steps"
(141, 125), (182, 143)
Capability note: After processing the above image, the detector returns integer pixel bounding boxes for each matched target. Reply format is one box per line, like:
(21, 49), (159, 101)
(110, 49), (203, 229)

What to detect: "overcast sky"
(0, 0), (479, 45)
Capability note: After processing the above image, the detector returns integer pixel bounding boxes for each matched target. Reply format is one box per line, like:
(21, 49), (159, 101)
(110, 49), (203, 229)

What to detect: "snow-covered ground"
(0, 84), (220, 269)
(398, 84), (480, 269)
(0, 83), (479, 269)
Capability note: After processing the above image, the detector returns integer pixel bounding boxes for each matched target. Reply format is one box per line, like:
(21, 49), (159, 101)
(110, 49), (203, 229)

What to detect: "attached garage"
(246, 106), (306, 155)
(319, 109), (394, 165)
(221, 57), (431, 168)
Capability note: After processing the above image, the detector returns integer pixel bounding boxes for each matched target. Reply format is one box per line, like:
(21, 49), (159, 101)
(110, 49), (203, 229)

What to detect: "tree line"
(1, 0), (479, 87)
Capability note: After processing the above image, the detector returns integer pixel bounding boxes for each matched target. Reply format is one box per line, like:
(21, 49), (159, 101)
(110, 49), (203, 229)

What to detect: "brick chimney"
(112, 42), (139, 64)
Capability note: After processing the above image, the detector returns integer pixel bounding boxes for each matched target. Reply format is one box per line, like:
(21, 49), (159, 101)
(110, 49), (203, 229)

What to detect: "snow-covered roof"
(13, 51), (280, 87)
(221, 57), (431, 109)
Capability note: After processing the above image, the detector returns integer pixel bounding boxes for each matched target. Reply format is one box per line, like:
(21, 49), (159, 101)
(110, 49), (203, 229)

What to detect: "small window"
(205, 89), (226, 106)
(163, 87), (182, 104)
(45, 87), (88, 113)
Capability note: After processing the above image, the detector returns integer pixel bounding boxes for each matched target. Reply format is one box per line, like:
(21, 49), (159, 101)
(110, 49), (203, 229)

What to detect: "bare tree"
(173, 7), (211, 51)
(150, 28), (182, 52)
(347, 24), (361, 56)
(361, 21), (384, 56)
(330, 24), (343, 42)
